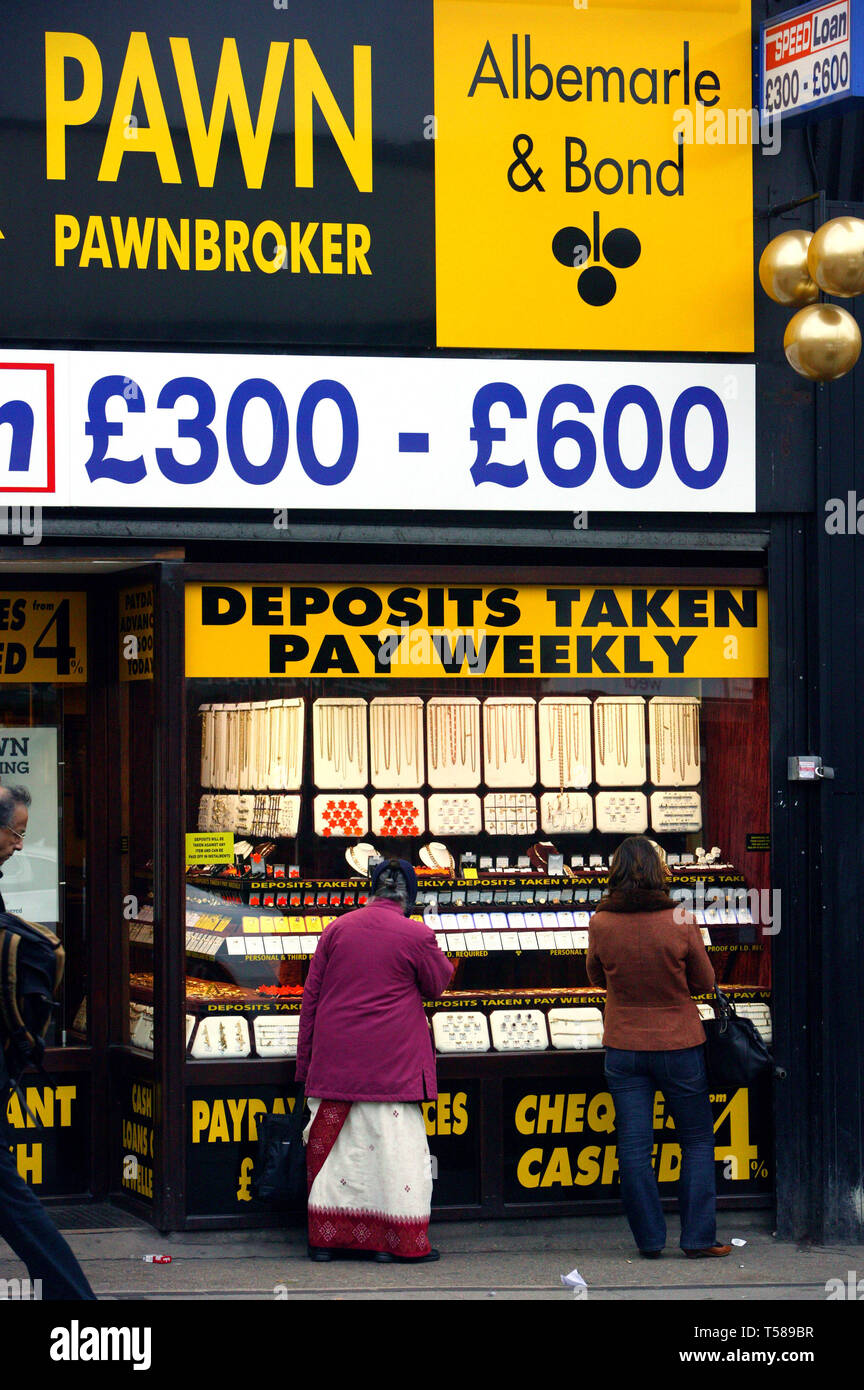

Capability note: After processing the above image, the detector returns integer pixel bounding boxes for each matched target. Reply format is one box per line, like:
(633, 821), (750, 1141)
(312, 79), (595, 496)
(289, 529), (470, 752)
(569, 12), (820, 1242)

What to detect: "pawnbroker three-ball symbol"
(552, 213), (641, 305)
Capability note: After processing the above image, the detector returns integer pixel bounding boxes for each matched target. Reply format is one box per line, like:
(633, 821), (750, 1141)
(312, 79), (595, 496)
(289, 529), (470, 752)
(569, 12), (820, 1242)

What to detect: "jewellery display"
(313, 794), (369, 838)
(371, 794), (425, 837)
(482, 698), (537, 787)
(427, 794), (482, 836)
(235, 794), (255, 835)
(432, 1012), (491, 1053)
(595, 792), (648, 834)
(129, 1002), (155, 1052)
(191, 1015), (251, 1059)
(252, 1015), (301, 1058)
(547, 1007), (604, 1051)
(369, 697), (424, 788)
(419, 841), (456, 875)
(483, 793), (538, 836)
(538, 698), (593, 789)
(345, 842), (377, 875)
(648, 698), (701, 786)
(313, 698), (368, 788)
(593, 697), (647, 785)
(649, 790), (703, 833)
(265, 699), (305, 790)
(199, 704), (215, 787)
(540, 791), (593, 835)
(186, 663), (768, 1091)
(252, 794), (301, 838)
(426, 697), (480, 788)
(199, 699), (305, 790)
(197, 792), (301, 837)
(490, 1010), (549, 1051)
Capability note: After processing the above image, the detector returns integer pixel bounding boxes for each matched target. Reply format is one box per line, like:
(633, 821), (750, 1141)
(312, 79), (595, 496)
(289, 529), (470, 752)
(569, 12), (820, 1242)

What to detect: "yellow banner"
(434, 0), (754, 351)
(185, 583), (768, 679)
(0, 593), (86, 683)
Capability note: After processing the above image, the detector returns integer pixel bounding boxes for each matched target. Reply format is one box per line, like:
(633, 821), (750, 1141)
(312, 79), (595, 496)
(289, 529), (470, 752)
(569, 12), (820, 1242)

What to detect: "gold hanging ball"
(783, 303), (861, 381)
(807, 216), (864, 297)
(758, 230), (818, 305)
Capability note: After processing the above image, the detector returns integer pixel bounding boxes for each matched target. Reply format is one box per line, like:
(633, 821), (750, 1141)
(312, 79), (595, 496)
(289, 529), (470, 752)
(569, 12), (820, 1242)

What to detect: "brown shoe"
(683, 1245), (733, 1259)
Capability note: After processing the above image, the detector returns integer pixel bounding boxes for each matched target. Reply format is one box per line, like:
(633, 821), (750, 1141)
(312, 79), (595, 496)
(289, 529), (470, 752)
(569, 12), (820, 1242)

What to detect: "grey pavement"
(3, 1207), (864, 1302)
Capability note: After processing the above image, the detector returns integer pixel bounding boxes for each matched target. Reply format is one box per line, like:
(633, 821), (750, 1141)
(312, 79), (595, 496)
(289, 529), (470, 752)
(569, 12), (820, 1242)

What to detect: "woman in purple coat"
(295, 858), (454, 1264)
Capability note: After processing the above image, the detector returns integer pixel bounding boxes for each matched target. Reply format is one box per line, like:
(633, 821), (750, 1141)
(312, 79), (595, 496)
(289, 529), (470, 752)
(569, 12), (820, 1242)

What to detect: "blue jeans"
(604, 1046), (717, 1253)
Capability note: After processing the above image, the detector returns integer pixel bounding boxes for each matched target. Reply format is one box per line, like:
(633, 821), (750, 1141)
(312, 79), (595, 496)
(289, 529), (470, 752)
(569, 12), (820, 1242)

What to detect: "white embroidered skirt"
(304, 1098), (434, 1257)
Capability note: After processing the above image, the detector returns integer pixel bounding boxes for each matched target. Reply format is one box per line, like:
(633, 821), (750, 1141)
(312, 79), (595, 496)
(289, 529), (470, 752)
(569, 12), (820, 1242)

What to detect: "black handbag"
(702, 988), (772, 1087)
(252, 1090), (308, 1206)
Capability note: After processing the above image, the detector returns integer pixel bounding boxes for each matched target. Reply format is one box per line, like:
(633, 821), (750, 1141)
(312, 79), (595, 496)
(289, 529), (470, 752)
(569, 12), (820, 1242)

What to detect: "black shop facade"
(0, 0), (860, 1243)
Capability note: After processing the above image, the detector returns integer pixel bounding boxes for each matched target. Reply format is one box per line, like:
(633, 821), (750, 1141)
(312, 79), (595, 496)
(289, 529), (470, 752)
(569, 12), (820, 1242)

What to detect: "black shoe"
(307, 1246), (332, 1262)
(639, 1249), (663, 1259)
(394, 1248), (440, 1264)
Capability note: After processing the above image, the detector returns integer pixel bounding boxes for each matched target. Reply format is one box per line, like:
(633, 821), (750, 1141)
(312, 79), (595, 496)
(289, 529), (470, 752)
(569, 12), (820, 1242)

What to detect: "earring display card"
(264, 698), (305, 790)
(314, 794), (369, 838)
(483, 792), (538, 836)
(427, 793), (482, 836)
(370, 697), (424, 789)
(191, 1016), (251, 1059)
(253, 1015), (301, 1058)
(594, 698), (647, 786)
(648, 698), (701, 786)
(540, 791), (593, 835)
(547, 1007), (605, 1050)
(482, 698), (537, 787)
(490, 1010), (549, 1051)
(538, 697), (593, 788)
(252, 794), (301, 838)
(595, 791), (649, 834)
(649, 790), (703, 833)
(313, 699), (368, 788)
(432, 1011), (491, 1053)
(371, 794), (425, 837)
(427, 697), (480, 788)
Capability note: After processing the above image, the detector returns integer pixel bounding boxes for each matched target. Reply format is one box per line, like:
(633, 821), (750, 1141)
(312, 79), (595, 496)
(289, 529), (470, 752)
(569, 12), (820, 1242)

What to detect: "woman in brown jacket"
(587, 836), (731, 1260)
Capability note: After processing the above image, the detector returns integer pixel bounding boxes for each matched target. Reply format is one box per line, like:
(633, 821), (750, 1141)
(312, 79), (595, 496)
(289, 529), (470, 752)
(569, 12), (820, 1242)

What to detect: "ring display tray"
(650, 789), (703, 833)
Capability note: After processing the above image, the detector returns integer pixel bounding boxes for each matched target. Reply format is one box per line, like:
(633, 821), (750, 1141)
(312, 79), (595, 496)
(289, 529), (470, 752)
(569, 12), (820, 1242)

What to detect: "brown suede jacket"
(587, 888), (716, 1051)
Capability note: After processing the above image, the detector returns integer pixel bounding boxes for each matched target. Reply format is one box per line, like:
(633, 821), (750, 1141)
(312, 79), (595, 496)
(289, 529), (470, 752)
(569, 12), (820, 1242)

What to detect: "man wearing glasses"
(0, 783), (30, 909)
(0, 784), (96, 1299)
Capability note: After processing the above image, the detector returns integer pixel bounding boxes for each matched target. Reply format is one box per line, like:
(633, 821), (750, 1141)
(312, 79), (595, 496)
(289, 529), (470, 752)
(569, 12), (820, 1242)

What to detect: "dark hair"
(606, 836), (668, 894)
(372, 858), (411, 907)
(0, 785), (31, 828)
